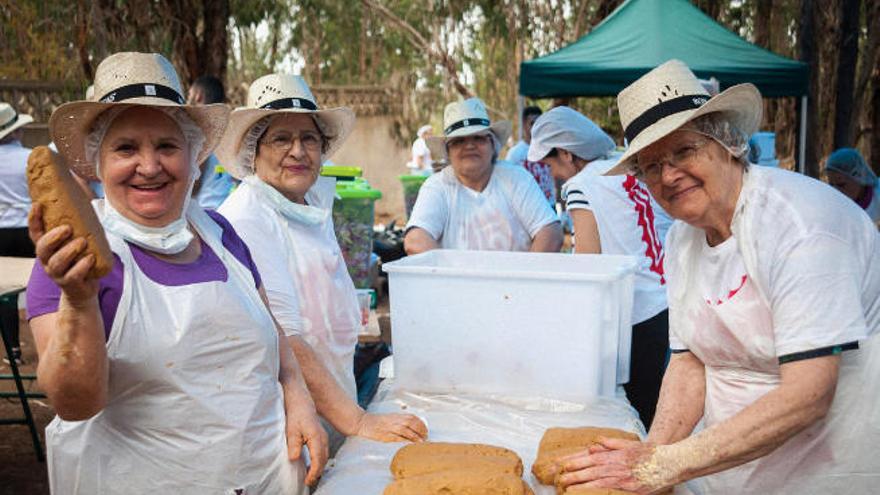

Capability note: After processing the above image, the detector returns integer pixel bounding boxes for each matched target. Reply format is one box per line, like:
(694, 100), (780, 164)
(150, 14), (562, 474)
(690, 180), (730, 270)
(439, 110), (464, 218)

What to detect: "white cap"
(528, 106), (615, 163)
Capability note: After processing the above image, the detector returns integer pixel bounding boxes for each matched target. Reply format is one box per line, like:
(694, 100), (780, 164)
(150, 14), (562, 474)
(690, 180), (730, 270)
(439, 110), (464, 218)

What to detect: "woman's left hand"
(355, 413), (428, 443)
(556, 437), (674, 495)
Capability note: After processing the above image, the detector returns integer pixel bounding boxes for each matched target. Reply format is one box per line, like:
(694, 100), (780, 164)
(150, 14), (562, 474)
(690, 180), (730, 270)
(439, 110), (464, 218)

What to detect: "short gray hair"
(681, 113), (751, 168)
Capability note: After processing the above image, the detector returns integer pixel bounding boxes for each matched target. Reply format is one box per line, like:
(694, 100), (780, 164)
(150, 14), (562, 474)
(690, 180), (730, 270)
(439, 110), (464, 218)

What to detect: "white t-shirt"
(562, 157), (667, 324)
(865, 187), (880, 222)
(410, 137), (432, 172)
(0, 141), (32, 228)
(406, 162), (559, 251)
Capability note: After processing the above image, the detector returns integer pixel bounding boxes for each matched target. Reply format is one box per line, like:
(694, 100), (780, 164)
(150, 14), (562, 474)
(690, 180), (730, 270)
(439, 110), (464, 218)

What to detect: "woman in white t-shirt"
(404, 97), (561, 254)
(529, 106), (669, 429)
(825, 148), (880, 223)
(559, 60), (879, 495)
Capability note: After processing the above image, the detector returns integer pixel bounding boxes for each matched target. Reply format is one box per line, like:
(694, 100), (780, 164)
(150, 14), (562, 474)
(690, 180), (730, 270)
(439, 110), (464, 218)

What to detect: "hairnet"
(85, 106), (205, 180)
(826, 148), (877, 187)
(681, 113), (750, 165)
(527, 106), (615, 163)
(417, 125), (433, 137)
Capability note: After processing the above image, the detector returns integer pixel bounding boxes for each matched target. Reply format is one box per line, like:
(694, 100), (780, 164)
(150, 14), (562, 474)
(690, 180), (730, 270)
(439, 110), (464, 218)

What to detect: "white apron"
(46, 204), (305, 494)
(679, 270), (879, 493)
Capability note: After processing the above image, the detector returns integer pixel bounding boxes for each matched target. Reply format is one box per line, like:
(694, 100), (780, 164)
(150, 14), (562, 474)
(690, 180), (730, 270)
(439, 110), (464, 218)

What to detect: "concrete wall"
(331, 115), (410, 224)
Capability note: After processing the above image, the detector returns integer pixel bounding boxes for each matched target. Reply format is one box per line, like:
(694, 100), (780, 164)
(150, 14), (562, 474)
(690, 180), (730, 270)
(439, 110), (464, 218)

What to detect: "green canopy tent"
(518, 0), (809, 170)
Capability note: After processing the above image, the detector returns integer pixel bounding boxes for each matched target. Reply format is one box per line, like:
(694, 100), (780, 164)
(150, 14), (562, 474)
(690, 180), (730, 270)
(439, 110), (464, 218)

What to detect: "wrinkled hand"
(355, 412), (428, 443)
(29, 204), (98, 304)
(284, 397), (329, 486)
(557, 437), (671, 495)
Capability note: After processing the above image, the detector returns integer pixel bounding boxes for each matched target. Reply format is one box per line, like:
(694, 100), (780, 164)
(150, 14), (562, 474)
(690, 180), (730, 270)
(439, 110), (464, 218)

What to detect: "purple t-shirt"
(26, 210), (263, 340)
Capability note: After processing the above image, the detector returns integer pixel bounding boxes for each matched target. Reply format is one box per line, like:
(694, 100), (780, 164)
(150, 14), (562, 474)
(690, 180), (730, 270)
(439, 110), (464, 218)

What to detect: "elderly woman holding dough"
(558, 60), (880, 494)
(217, 73), (427, 450)
(26, 52), (325, 493)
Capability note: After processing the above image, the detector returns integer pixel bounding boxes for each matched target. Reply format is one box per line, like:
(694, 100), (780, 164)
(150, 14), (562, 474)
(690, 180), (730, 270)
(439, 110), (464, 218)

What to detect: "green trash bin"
(321, 165), (362, 182)
(398, 174), (428, 220)
(332, 181), (382, 289)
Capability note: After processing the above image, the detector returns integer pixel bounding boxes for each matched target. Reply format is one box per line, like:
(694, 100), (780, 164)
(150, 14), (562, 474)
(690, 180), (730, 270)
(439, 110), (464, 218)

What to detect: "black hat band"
(624, 94), (709, 143)
(99, 83), (186, 105)
(445, 117), (490, 135)
(260, 97), (319, 111)
(0, 112), (19, 132)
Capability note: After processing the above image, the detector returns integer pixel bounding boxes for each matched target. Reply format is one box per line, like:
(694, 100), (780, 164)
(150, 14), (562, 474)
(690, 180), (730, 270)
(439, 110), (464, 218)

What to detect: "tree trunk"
(799, 0), (821, 177)
(832, 0), (859, 148)
(201, 0), (229, 81)
(872, 62), (880, 173)
(76, 0), (92, 81)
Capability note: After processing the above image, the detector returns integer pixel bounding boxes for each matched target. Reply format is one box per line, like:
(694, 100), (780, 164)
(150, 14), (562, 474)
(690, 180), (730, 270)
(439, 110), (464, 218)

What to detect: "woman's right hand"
(29, 203), (99, 303)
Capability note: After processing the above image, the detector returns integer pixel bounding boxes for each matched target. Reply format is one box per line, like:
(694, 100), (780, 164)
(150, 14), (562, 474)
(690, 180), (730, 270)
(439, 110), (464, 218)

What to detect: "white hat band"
(624, 93), (709, 143)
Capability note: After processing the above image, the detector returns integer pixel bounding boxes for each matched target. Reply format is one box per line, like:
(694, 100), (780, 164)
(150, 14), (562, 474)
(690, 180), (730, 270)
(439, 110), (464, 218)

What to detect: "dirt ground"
(0, 311), (51, 495)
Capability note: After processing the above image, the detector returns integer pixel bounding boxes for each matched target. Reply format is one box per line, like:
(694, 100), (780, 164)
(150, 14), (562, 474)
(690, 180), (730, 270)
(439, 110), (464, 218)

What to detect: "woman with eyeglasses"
(217, 74), (427, 454)
(404, 97), (562, 254)
(555, 60), (879, 495)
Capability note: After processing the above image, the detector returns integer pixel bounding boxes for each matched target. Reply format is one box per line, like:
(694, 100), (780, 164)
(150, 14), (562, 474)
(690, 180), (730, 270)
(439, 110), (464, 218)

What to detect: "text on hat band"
(444, 117), (491, 135)
(0, 112), (19, 132)
(99, 83), (186, 105)
(260, 97), (319, 111)
(624, 94), (709, 143)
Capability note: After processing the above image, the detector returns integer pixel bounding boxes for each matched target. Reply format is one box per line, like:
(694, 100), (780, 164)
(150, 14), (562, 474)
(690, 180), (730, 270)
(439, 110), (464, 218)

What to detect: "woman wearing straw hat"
(26, 52), (324, 493)
(557, 60), (879, 494)
(0, 102), (36, 258)
(529, 106), (669, 431)
(217, 74), (428, 451)
(404, 97), (562, 254)
(825, 148), (880, 223)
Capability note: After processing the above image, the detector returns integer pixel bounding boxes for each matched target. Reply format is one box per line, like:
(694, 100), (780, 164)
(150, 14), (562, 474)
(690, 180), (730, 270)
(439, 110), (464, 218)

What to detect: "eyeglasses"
(632, 137), (711, 183)
(260, 130), (324, 153)
(447, 134), (492, 150)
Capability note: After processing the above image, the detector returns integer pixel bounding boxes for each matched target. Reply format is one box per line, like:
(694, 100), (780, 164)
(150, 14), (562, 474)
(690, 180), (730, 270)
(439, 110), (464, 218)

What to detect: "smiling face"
(446, 131), (495, 181)
(254, 113), (323, 204)
(99, 107), (192, 228)
(636, 129), (744, 233)
(541, 149), (581, 182)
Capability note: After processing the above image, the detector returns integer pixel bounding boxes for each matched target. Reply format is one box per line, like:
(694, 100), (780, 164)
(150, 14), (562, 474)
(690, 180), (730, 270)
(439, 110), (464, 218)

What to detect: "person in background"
(507, 105), (556, 206)
(0, 102), (35, 365)
(825, 148), (879, 222)
(404, 97), (562, 254)
(559, 59), (879, 495)
(189, 75), (235, 209)
(529, 106), (669, 429)
(408, 124), (433, 175)
(217, 73), (427, 453)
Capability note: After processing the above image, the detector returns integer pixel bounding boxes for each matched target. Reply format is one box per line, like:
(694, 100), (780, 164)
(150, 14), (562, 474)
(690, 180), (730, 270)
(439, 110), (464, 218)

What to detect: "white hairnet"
(826, 148), (877, 187)
(85, 106), (205, 181)
(417, 124), (433, 137)
(682, 113), (750, 164)
(528, 106), (615, 163)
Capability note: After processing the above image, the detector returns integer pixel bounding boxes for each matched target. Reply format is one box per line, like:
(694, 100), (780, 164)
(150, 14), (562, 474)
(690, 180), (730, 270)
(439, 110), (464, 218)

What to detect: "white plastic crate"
(383, 250), (637, 404)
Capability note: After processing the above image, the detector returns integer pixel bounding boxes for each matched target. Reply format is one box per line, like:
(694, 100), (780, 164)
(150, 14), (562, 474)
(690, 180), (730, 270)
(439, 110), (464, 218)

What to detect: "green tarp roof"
(519, 0), (808, 98)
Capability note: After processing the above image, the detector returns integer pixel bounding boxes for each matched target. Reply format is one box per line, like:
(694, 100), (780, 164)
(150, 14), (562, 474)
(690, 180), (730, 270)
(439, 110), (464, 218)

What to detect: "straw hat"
(214, 74), (356, 179)
(426, 97), (512, 159)
(607, 59), (762, 175)
(0, 103), (34, 141)
(48, 52), (229, 180)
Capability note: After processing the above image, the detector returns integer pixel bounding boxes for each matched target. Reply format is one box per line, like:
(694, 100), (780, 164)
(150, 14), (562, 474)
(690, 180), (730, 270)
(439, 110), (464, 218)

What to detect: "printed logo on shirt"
(623, 175), (665, 284)
(705, 274), (748, 306)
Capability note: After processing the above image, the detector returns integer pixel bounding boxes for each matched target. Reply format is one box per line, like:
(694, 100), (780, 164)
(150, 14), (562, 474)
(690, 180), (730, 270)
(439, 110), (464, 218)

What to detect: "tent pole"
(798, 95), (807, 174)
(516, 95), (525, 141)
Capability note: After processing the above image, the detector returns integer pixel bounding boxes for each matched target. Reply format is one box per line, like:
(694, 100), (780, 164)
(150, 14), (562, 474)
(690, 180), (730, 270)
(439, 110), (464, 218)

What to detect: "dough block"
(27, 146), (112, 279)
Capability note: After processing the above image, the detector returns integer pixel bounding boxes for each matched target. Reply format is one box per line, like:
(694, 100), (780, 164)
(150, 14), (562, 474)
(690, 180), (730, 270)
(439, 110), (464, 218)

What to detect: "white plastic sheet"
(316, 383), (702, 495)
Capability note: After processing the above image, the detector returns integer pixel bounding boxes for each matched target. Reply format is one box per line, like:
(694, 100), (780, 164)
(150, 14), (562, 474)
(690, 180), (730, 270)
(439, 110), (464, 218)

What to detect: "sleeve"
(562, 175), (594, 212)
(208, 210), (262, 289)
(507, 167), (559, 237)
(769, 233), (867, 362)
(405, 176), (448, 240)
(25, 261), (63, 320)
(224, 211), (305, 337)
